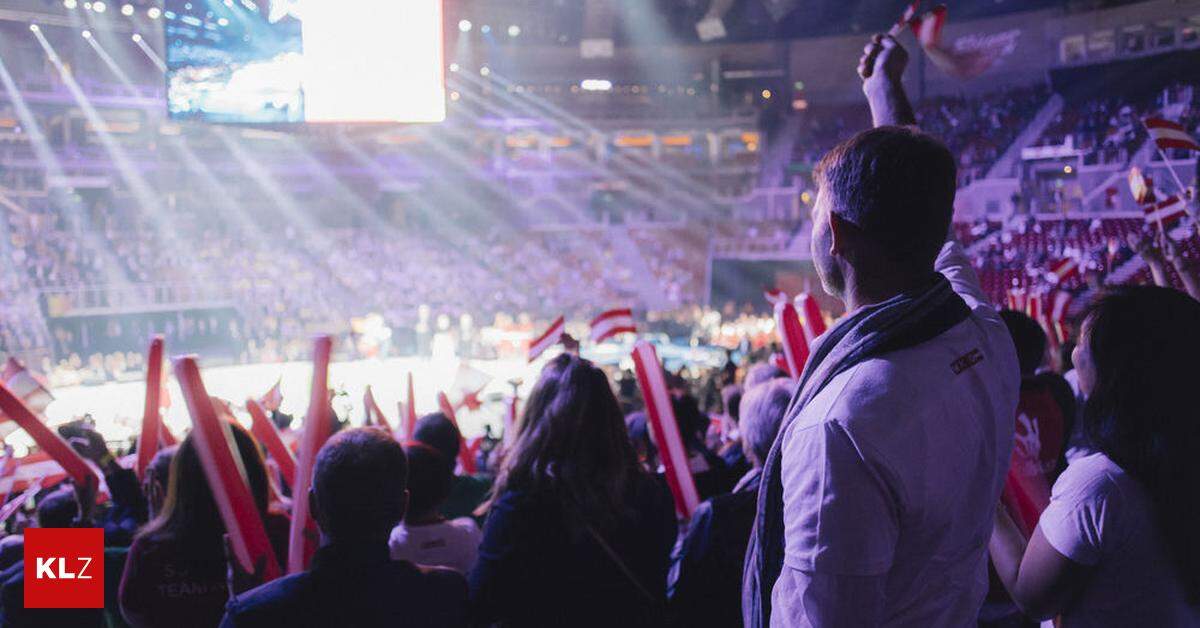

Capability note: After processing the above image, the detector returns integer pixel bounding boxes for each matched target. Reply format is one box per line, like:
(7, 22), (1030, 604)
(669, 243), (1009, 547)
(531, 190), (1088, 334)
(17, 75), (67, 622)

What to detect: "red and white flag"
(260, 378), (283, 413)
(528, 316), (565, 363)
(437, 391), (477, 475)
(247, 398), (297, 489)
(910, 5), (1007, 79)
(0, 447), (16, 504)
(794, 294), (827, 344)
(288, 336), (335, 574)
(136, 336), (165, 481)
(631, 341), (700, 519)
(892, 0), (921, 34)
(363, 385), (392, 432)
(1143, 195), (1189, 229)
(1, 358), (53, 421)
(1024, 292), (1042, 323)
(174, 356), (282, 582)
(1144, 117), (1200, 152)
(1048, 290), (1074, 345)
(1005, 289), (1026, 313)
(1047, 258), (1080, 285)
(773, 302), (810, 378)
(590, 308), (637, 344)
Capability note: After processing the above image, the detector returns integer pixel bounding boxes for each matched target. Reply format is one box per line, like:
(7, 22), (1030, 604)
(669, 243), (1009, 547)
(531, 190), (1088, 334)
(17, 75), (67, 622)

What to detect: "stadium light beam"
(132, 32), (167, 72)
(84, 32), (143, 99)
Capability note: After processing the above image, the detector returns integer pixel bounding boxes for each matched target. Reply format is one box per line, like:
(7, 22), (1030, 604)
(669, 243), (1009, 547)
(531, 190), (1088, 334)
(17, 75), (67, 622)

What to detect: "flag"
(631, 341), (700, 519)
(1049, 290), (1074, 345)
(247, 399), (297, 489)
(893, 0), (921, 33)
(404, 373), (417, 440)
(794, 294), (827, 344)
(590, 308), (637, 344)
(1, 358), (53, 423)
(1047, 258), (1080, 285)
(260, 378), (283, 412)
(363, 385), (391, 432)
(437, 392), (476, 475)
(0, 446), (17, 504)
(288, 336), (335, 574)
(527, 316), (565, 363)
(1144, 117), (1200, 152)
(174, 356), (282, 583)
(449, 362), (491, 409)
(910, 5), (1006, 79)
(1005, 289), (1026, 313)
(773, 302), (809, 378)
(136, 336), (165, 481)
(1143, 195), (1189, 229)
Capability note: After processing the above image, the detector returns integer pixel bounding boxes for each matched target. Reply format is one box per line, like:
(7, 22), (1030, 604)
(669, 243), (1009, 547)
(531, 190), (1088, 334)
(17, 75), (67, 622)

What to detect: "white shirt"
(771, 241), (1020, 627)
(1039, 452), (1199, 627)
(388, 517), (482, 574)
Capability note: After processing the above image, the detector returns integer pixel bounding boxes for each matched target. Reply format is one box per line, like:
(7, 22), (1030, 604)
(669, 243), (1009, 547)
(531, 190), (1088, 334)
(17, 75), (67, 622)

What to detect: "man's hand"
(859, 34), (909, 88)
(858, 34), (916, 127)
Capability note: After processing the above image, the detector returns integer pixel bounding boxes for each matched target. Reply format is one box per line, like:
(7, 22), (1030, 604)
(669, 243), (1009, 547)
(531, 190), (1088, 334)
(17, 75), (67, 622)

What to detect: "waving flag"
(1144, 117), (1200, 152)
(247, 399), (297, 489)
(288, 336), (335, 574)
(1143, 195), (1189, 230)
(1047, 258), (1080, 285)
(632, 341), (699, 519)
(910, 5), (1008, 79)
(1, 358), (53, 430)
(1048, 291), (1074, 345)
(175, 356), (282, 583)
(136, 336), (165, 481)
(528, 316), (565, 362)
(891, 0), (921, 35)
(773, 301), (809, 378)
(260, 378), (283, 413)
(590, 308), (637, 344)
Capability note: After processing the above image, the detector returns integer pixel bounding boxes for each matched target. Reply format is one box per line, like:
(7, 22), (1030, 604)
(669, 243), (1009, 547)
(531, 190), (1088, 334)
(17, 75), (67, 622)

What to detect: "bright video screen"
(164, 0), (446, 124)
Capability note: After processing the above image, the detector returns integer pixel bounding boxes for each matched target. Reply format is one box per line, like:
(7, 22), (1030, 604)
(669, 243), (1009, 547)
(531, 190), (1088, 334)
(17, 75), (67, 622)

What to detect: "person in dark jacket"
(469, 354), (677, 627)
(221, 428), (467, 628)
(668, 378), (791, 628)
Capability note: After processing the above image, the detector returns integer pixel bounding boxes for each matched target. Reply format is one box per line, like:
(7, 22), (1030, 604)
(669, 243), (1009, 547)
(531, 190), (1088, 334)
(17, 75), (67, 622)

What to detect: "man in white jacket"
(743, 35), (1020, 627)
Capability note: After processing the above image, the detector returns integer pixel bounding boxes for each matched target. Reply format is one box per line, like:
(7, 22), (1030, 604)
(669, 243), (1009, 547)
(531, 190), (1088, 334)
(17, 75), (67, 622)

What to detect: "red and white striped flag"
(910, 5), (1006, 79)
(1005, 289), (1025, 313)
(437, 391), (477, 475)
(288, 336), (335, 574)
(1024, 292), (1042, 323)
(892, 0), (921, 34)
(1047, 258), (1080, 285)
(590, 308), (637, 344)
(1144, 117), (1200, 152)
(1, 358), (53, 418)
(136, 336), (165, 481)
(363, 385), (391, 432)
(247, 398), (297, 489)
(174, 356), (282, 582)
(0, 447), (15, 504)
(794, 294), (827, 344)
(260, 378), (283, 413)
(773, 302), (809, 378)
(528, 316), (565, 363)
(1143, 195), (1189, 229)
(404, 373), (418, 440)
(631, 341), (700, 519)
(1049, 290), (1074, 345)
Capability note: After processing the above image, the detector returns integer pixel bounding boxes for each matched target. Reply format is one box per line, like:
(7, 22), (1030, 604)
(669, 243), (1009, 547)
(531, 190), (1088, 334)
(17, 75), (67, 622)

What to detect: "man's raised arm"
(859, 34), (917, 128)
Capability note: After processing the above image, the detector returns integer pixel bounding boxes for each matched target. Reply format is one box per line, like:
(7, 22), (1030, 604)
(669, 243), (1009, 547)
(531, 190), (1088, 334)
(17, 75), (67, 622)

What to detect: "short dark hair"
(739, 379), (792, 464)
(37, 488), (78, 528)
(413, 412), (460, 469)
(402, 442), (452, 518)
(744, 362), (787, 390)
(313, 428), (408, 541)
(147, 445), (177, 490)
(815, 126), (956, 271)
(1000, 309), (1047, 376)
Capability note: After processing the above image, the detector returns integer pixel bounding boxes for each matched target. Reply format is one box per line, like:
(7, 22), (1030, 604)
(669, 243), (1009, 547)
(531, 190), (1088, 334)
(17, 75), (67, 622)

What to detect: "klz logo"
(24, 528), (103, 608)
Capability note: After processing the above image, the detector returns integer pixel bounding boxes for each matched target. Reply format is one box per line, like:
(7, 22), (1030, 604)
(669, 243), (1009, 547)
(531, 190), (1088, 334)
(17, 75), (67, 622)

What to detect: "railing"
(41, 282), (238, 317)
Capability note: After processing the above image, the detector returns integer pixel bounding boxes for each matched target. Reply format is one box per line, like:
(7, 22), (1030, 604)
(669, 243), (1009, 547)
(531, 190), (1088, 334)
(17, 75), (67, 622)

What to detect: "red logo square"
(24, 528), (104, 609)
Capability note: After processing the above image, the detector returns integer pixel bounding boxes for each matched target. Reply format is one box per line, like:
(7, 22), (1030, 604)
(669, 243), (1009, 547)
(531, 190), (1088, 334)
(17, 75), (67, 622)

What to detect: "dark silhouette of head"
(1000, 309), (1048, 377)
(36, 488), (78, 528)
(310, 428), (408, 546)
(402, 442), (452, 521)
(413, 412), (460, 471)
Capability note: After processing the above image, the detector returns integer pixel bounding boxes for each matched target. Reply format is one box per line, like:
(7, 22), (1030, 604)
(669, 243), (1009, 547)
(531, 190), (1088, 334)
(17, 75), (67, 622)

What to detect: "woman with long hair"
(990, 285), (1200, 625)
(469, 353), (676, 627)
(119, 421), (286, 627)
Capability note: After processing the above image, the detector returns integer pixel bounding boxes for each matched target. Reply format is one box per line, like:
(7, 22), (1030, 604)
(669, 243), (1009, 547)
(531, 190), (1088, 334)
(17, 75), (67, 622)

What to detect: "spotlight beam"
(85, 35), (143, 99)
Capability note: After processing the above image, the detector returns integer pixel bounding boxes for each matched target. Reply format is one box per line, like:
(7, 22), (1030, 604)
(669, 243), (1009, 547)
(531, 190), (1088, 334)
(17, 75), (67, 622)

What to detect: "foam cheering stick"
(0, 382), (99, 493)
(363, 386), (391, 432)
(795, 293), (827, 344)
(246, 399), (297, 489)
(0, 477), (42, 524)
(159, 423), (178, 447)
(287, 336), (334, 574)
(405, 373), (418, 440)
(437, 391), (476, 475)
(173, 356), (282, 582)
(135, 336), (165, 480)
(774, 301), (810, 378)
(631, 341), (700, 519)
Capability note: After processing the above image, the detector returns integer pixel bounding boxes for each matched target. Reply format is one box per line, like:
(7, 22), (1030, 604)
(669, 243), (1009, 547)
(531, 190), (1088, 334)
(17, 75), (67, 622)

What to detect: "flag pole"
(1142, 118), (1196, 220)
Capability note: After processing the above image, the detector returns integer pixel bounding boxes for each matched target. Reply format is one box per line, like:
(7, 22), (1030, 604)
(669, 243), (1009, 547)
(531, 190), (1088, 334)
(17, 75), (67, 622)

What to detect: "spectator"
(388, 442), (482, 574)
(119, 423), (286, 628)
(413, 413), (490, 521)
(990, 286), (1200, 625)
(742, 362), (787, 390)
(221, 428), (468, 627)
(669, 378), (790, 628)
(469, 354), (676, 627)
(744, 36), (1020, 627)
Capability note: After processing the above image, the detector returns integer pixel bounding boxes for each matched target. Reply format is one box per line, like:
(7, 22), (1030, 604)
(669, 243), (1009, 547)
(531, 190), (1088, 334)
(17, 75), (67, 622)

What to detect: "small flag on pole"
(246, 399), (297, 489)
(288, 336), (335, 574)
(174, 356), (282, 583)
(631, 341), (700, 519)
(136, 336), (165, 481)
(1143, 195), (1189, 230)
(1144, 117), (1200, 152)
(590, 308), (637, 344)
(528, 316), (566, 363)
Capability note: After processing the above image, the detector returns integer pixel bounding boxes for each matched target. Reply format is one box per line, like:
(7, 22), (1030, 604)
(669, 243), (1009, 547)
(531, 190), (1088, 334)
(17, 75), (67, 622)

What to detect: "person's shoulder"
(222, 572), (313, 625)
(447, 517), (481, 538)
(1052, 452), (1132, 505)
